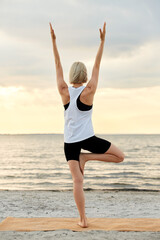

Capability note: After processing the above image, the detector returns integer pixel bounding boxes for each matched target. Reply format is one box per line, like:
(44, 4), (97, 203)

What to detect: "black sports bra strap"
(76, 94), (93, 111)
(64, 102), (70, 110)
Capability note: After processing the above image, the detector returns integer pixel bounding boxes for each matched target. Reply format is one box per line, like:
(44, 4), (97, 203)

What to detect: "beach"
(0, 134), (160, 239)
(0, 190), (160, 239)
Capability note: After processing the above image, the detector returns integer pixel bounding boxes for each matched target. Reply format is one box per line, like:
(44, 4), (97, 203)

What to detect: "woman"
(49, 22), (125, 228)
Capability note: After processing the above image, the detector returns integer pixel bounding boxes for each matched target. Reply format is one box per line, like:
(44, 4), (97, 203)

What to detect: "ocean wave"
(83, 188), (160, 192)
(0, 134), (159, 191)
(0, 188), (159, 192)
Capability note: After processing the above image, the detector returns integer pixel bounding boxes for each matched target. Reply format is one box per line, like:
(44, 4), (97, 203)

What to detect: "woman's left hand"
(99, 22), (106, 42)
(49, 22), (56, 40)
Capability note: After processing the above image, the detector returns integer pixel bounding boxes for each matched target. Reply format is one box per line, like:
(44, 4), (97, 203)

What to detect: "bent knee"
(118, 153), (125, 162)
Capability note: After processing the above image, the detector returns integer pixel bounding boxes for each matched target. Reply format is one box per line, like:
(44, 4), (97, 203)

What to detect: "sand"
(0, 190), (160, 239)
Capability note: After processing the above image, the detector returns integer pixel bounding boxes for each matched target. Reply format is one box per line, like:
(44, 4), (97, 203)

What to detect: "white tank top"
(64, 86), (94, 143)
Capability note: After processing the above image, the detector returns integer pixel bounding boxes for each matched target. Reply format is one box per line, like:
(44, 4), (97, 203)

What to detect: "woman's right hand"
(49, 22), (56, 40)
(99, 22), (106, 42)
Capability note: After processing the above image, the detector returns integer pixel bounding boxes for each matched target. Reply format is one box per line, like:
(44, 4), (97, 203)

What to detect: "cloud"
(1, 0), (160, 51)
(0, 0), (160, 90)
(98, 40), (160, 88)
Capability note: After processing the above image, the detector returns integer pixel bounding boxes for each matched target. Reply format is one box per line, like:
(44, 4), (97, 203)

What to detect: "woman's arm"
(49, 23), (68, 95)
(86, 22), (106, 93)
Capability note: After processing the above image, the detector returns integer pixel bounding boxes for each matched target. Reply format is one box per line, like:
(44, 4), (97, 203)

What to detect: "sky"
(0, 0), (160, 134)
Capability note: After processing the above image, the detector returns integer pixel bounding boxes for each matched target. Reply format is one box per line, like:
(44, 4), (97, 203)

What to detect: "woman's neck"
(72, 83), (83, 88)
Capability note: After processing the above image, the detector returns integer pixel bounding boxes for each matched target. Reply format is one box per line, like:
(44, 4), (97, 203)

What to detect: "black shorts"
(64, 135), (111, 162)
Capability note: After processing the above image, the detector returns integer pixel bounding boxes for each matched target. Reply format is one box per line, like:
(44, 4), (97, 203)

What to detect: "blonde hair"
(69, 62), (88, 84)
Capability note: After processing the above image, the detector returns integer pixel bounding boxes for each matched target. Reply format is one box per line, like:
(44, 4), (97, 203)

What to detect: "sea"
(0, 134), (159, 191)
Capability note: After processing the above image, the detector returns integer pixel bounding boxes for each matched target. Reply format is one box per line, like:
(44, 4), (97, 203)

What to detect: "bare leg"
(79, 143), (125, 175)
(68, 160), (88, 228)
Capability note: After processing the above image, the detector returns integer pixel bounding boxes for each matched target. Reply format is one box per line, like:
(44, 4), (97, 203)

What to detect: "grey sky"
(0, 0), (160, 89)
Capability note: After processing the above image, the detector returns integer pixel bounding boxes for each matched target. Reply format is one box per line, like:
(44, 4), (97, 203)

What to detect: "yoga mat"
(0, 217), (160, 232)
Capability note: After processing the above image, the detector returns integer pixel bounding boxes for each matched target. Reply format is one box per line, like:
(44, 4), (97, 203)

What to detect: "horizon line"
(0, 133), (160, 135)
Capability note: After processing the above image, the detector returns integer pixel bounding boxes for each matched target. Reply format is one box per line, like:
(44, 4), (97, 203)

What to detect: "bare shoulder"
(82, 85), (96, 96)
(59, 87), (70, 105)
(80, 86), (95, 105)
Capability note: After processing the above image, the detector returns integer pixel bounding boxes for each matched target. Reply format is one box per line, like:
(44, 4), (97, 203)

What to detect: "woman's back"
(64, 85), (94, 143)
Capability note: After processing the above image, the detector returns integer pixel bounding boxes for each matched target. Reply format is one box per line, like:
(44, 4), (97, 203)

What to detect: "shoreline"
(0, 188), (160, 192)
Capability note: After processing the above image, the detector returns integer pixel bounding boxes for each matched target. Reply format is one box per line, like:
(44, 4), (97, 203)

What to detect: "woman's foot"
(79, 153), (87, 175)
(77, 217), (88, 228)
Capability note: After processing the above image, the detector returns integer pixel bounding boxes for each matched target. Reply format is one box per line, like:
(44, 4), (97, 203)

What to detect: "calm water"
(0, 134), (159, 191)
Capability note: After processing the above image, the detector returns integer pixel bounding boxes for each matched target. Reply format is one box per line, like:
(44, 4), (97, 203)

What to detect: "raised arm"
(86, 22), (106, 93)
(49, 23), (68, 95)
